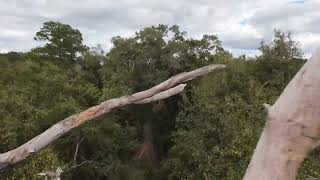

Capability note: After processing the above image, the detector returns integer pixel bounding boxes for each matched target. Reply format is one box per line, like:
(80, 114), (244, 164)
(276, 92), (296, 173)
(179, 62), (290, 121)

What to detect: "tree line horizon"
(1, 21), (319, 179)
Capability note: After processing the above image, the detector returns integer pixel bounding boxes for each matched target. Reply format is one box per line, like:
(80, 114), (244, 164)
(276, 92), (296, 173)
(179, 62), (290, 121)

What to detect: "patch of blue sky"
(290, 0), (305, 4)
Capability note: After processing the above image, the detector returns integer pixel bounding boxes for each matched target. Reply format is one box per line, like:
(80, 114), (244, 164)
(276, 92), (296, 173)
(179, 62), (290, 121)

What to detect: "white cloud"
(294, 33), (320, 58)
(0, 48), (9, 53)
(248, 0), (320, 54)
(0, 29), (31, 40)
(0, 0), (319, 57)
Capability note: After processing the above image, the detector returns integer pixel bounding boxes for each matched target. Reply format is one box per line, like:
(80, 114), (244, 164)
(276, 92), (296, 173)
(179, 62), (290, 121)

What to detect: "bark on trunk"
(134, 122), (159, 168)
(244, 49), (320, 180)
(0, 64), (225, 170)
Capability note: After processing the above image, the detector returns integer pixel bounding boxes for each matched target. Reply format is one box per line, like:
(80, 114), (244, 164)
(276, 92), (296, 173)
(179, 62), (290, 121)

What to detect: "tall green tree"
(253, 30), (305, 91)
(162, 30), (310, 180)
(98, 24), (226, 179)
(32, 21), (88, 64)
(259, 29), (303, 60)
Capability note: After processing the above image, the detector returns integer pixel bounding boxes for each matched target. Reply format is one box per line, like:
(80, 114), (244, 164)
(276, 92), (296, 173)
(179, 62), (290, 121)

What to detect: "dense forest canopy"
(0, 21), (319, 180)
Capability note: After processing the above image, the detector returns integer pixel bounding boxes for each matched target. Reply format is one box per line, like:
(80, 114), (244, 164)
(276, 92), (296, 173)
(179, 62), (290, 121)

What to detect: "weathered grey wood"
(134, 84), (187, 104)
(0, 64), (225, 170)
(244, 49), (320, 180)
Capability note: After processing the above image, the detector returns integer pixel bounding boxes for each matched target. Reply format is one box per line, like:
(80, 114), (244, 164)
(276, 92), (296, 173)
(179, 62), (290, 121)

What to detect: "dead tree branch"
(244, 49), (320, 180)
(0, 64), (225, 170)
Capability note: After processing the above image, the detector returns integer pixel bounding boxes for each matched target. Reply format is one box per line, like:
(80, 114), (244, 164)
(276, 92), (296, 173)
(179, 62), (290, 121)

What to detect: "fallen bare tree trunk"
(0, 64), (225, 170)
(244, 49), (320, 180)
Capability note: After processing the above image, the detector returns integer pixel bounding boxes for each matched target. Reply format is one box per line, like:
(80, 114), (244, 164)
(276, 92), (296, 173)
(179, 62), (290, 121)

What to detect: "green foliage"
(1, 148), (65, 180)
(162, 59), (268, 180)
(32, 21), (88, 64)
(298, 152), (320, 180)
(162, 30), (315, 180)
(0, 52), (100, 178)
(98, 24), (227, 179)
(259, 29), (303, 60)
(1, 23), (320, 180)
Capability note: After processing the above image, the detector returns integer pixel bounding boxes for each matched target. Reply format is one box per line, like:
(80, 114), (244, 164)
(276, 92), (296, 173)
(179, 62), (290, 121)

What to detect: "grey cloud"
(246, 0), (320, 54)
(0, 0), (319, 57)
(222, 36), (262, 50)
(248, 0), (320, 40)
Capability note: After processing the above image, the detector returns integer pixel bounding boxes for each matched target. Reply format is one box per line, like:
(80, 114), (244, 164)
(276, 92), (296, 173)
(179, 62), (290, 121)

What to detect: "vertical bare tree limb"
(73, 138), (84, 165)
(244, 49), (320, 180)
(0, 64), (225, 170)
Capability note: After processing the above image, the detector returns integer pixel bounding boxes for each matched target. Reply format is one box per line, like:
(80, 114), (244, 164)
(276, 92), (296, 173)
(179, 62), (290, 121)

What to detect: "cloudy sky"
(0, 0), (319, 57)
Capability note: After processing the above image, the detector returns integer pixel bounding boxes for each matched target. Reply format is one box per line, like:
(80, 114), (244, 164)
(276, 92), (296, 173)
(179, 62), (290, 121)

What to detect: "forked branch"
(0, 64), (225, 170)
